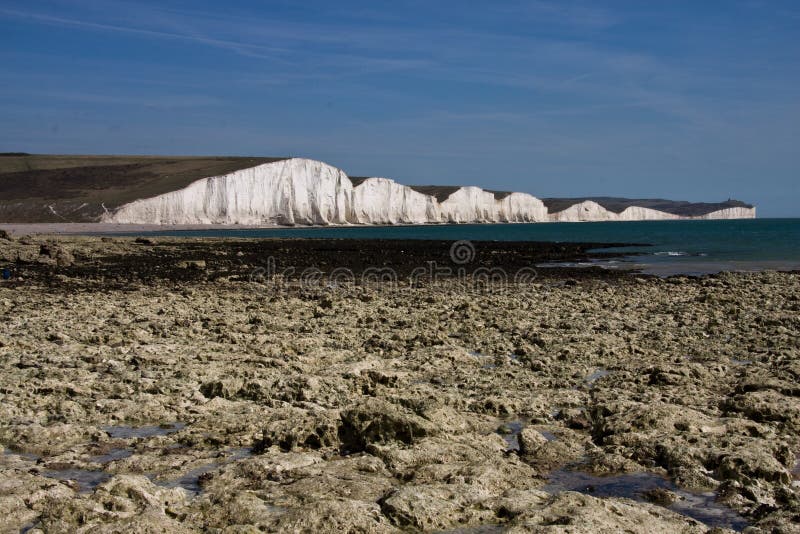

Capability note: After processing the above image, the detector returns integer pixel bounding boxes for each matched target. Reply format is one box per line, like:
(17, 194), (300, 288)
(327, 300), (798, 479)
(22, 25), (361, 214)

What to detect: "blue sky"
(1, 1), (798, 216)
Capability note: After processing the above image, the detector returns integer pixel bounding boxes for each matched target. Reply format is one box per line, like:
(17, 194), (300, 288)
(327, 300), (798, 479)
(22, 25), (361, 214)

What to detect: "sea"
(112, 218), (800, 277)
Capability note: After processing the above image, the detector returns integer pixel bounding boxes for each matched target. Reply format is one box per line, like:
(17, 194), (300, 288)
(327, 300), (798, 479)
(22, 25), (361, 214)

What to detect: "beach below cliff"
(0, 222), (292, 236)
(0, 236), (798, 533)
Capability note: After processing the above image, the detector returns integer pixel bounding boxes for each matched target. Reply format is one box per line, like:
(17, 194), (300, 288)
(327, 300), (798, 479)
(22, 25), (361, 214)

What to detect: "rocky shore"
(0, 235), (798, 533)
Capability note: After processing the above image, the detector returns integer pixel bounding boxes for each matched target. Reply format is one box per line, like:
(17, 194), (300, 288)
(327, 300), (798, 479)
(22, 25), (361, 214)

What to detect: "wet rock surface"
(0, 235), (632, 288)
(0, 237), (798, 532)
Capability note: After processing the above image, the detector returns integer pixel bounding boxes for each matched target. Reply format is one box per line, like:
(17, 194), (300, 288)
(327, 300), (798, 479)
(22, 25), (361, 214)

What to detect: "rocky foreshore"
(0, 235), (798, 533)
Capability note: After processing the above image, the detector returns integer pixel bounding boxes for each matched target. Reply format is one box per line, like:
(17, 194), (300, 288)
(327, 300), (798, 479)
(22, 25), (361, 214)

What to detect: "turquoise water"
(113, 218), (800, 276)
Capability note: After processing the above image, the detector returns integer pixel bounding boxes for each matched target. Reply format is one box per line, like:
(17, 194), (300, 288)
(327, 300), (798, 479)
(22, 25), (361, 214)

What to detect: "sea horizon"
(83, 217), (800, 277)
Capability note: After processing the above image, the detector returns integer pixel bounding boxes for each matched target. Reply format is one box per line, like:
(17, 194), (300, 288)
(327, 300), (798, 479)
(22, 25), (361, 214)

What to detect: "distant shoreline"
(0, 222), (290, 236)
(3, 219), (797, 278)
(1, 217), (791, 237)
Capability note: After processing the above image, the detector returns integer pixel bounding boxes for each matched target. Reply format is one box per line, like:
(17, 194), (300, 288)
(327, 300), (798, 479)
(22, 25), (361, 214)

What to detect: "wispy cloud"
(0, 7), (289, 58)
(0, 86), (225, 109)
(493, 0), (620, 29)
(0, 0), (780, 131)
(0, 4), (440, 76)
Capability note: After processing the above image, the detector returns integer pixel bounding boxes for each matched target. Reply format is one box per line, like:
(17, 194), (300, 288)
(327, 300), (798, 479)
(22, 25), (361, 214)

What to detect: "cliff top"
(406, 185), (463, 202)
(0, 154), (287, 222)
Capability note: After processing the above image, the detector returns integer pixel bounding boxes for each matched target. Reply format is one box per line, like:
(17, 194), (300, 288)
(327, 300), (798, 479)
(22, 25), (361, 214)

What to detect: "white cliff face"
(353, 182), (546, 224)
(496, 193), (548, 222)
(104, 157), (755, 225)
(352, 178), (441, 224)
(440, 187), (500, 223)
(548, 201), (618, 222)
(617, 206), (681, 221)
(694, 207), (756, 220)
(105, 159), (354, 226)
(105, 159), (550, 226)
(549, 202), (756, 222)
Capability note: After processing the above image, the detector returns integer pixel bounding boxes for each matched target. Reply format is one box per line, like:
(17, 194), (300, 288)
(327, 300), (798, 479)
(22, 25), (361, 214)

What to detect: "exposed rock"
(37, 475), (192, 533)
(255, 409), (340, 452)
(275, 498), (398, 533)
(176, 260), (206, 270)
(338, 400), (438, 453)
(506, 491), (708, 533)
(380, 483), (496, 530)
(643, 487), (680, 506)
(0, 246), (796, 532)
(199, 378), (243, 400)
(518, 427), (549, 454)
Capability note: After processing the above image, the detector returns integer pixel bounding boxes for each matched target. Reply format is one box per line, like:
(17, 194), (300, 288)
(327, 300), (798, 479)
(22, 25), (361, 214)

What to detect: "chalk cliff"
(101, 157), (755, 225)
(351, 178), (441, 224)
(496, 192), (549, 223)
(435, 188), (548, 223)
(106, 158), (353, 226)
(544, 197), (756, 222)
(694, 206), (757, 220)
(439, 187), (499, 223)
(547, 201), (755, 222)
(548, 201), (619, 222)
(548, 201), (686, 222)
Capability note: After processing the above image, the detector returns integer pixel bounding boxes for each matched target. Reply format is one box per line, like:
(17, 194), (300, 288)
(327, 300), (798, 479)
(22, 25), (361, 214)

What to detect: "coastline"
(0, 216), (769, 237)
(0, 222), (289, 236)
(0, 235), (635, 286)
(0, 220), (678, 236)
(3, 219), (798, 279)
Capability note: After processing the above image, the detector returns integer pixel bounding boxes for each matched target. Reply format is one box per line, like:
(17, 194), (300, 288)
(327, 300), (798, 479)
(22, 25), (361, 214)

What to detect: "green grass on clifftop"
(0, 154), (286, 222)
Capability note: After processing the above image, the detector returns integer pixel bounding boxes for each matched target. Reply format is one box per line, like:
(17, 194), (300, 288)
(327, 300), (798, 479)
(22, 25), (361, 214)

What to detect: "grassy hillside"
(0, 154), (285, 222)
(406, 185), (462, 202)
